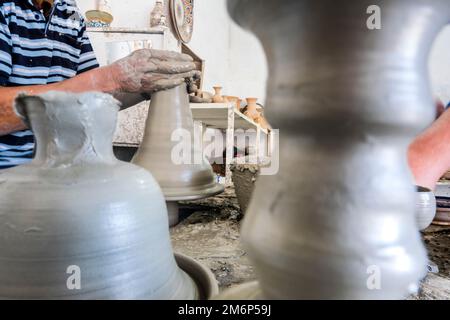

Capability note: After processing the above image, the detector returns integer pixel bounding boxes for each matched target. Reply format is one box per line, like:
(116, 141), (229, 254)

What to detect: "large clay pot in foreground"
(0, 91), (207, 299)
(132, 84), (224, 226)
(224, 0), (449, 299)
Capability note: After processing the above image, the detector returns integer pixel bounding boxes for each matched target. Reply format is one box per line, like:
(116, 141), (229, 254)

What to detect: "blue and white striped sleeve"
(0, 12), (12, 86)
(77, 18), (99, 74)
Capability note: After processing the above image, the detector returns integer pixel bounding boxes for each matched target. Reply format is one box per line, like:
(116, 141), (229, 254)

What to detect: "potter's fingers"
(151, 78), (185, 92)
(177, 70), (201, 80)
(152, 61), (197, 74)
(187, 70), (201, 81)
(145, 71), (200, 82)
(148, 49), (193, 62)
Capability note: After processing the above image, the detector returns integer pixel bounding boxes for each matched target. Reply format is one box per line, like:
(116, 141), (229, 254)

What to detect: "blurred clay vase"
(0, 91), (207, 299)
(212, 86), (225, 103)
(244, 98), (261, 122)
(132, 84), (224, 226)
(415, 186), (436, 230)
(223, 0), (450, 300)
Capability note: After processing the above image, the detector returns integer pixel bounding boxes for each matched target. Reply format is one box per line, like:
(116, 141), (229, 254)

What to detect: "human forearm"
(0, 49), (199, 136)
(0, 65), (119, 135)
(408, 107), (450, 190)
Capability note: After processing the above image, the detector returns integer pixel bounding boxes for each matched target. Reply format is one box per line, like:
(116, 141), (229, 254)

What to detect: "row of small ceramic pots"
(190, 86), (271, 130)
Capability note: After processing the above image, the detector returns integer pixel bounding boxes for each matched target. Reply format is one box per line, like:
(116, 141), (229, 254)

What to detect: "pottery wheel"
(214, 281), (262, 300)
(174, 252), (219, 300)
(164, 182), (225, 202)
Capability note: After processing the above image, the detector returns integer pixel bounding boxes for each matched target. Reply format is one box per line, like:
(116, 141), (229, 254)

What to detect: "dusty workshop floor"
(170, 187), (256, 290)
(414, 225), (450, 299)
(170, 186), (450, 299)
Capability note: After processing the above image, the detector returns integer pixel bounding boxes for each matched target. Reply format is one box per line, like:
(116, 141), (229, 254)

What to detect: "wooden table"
(190, 103), (272, 184)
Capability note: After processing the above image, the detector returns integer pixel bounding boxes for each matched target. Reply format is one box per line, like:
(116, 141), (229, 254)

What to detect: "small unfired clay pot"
(244, 98), (261, 122)
(132, 84), (224, 226)
(212, 86), (225, 103)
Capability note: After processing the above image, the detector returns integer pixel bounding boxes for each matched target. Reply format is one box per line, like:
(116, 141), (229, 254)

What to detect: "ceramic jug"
(132, 84), (224, 226)
(244, 98), (261, 122)
(212, 86), (225, 103)
(225, 0), (450, 299)
(0, 91), (206, 299)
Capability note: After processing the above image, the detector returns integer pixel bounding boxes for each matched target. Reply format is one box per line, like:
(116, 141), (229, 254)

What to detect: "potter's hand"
(110, 49), (200, 94)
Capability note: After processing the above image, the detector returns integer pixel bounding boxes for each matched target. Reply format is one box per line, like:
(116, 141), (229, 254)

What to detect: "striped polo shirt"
(0, 0), (99, 169)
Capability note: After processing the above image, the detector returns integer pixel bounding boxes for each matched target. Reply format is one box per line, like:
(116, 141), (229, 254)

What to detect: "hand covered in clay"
(110, 49), (200, 94)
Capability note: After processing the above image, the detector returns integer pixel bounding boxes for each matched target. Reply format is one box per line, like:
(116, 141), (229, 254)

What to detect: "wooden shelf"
(190, 102), (272, 185)
(87, 26), (167, 35)
(190, 103), (269, 134)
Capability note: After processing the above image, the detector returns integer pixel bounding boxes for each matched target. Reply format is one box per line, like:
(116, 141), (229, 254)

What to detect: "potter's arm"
(0, 49), (199, 135)
(408, 104), (450, 190)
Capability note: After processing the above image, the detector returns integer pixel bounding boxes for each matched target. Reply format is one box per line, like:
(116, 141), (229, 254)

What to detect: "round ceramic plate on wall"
(170, 0), (194, 43)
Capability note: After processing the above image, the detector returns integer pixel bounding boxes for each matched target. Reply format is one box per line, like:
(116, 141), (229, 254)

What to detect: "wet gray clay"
(132, 83), (224, 226)
(0, 91), (200, 299)
(230, 162), (259, 214)
(225, 0), (450, 299)
(230, 157), (271, 214)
